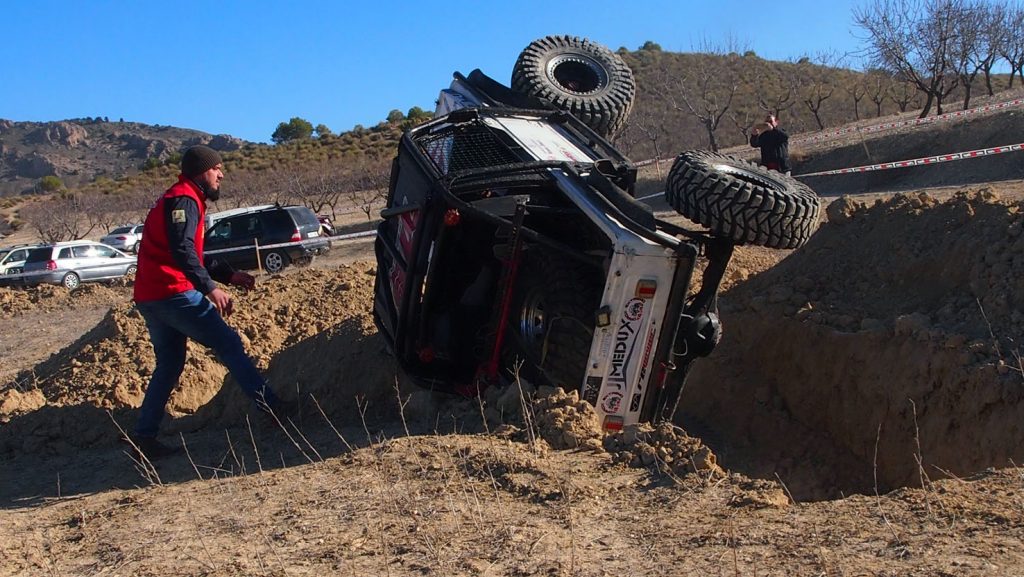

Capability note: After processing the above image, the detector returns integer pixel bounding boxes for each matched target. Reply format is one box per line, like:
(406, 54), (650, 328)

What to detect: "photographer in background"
(750, 114), (791, 175)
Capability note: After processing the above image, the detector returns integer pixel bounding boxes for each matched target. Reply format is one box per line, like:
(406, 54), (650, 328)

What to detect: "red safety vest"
(133, 176), (206, 302)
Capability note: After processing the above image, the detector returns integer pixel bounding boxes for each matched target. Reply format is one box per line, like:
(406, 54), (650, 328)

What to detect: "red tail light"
(46, 260), (57, 271)
(291, 228), (301, 241)
(116, 236), (127, 240)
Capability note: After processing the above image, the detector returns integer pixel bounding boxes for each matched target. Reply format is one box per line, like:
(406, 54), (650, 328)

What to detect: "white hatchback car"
(100, 224), (144, 253)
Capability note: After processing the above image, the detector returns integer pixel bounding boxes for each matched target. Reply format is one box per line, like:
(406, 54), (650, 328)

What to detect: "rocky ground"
(2, 179), (1024, 575)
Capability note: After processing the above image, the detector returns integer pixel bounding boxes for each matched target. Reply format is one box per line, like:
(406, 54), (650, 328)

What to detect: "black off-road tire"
(506, 250), (601, 391)
(665, 150), (821, 249)
(511, 35), (636, 139)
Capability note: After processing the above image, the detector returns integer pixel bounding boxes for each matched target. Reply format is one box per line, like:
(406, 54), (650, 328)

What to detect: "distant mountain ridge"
(3, 46), (1012, 198)
(0, 118), (245, 196)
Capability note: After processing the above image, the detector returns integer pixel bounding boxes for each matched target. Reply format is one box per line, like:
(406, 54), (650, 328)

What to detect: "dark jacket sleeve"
(750, 133), (761, 148)
(164, 196), (224, 294)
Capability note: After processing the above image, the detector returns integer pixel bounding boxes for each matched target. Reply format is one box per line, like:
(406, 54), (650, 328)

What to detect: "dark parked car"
(19, 241), (137, 289)
(203, 205), (331, 273)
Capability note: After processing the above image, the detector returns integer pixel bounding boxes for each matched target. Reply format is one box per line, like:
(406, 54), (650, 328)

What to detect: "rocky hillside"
(0, 117), (244, 196)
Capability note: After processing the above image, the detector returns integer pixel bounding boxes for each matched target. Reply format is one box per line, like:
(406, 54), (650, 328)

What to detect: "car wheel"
(263, 250), (289, 274)
(506, 250), (602, 391)
(511, 35), (636, 139)
(62, 272), (81, 290)
(665, 150), (822, 249)
(126, 264), (138, 277)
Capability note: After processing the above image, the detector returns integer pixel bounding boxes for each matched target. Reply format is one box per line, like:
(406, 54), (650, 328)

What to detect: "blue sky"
(2, 0), (866, 143)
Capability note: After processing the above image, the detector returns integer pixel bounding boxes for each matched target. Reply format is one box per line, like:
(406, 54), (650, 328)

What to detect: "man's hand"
(229, 271), (256, 291)
(208, 287), (234, 317)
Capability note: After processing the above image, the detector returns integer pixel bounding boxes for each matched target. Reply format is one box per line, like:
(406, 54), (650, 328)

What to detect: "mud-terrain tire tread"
(507, 250), (600, 391)
(512, 35), (636, 138)
(665, 150), (821, 249)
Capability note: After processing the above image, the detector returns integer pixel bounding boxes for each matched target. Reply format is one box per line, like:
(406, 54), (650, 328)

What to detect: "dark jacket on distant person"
(750, 128), (790, 173)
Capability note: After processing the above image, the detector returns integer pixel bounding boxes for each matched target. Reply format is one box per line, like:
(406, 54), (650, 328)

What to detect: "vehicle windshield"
(0, 250), (9, 260)
(110, 226), (133, 234)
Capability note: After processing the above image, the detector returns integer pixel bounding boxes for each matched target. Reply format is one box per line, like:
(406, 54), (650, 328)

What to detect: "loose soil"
(3, 111), (1024, 575)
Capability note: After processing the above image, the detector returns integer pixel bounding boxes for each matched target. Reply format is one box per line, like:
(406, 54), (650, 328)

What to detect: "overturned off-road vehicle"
(373, 36), (820, 430)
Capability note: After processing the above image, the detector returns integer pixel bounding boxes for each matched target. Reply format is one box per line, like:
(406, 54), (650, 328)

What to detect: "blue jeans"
(135, 290), (277, 438)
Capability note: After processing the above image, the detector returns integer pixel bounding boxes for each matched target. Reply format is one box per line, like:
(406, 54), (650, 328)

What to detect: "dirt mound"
(0, 283), (129, 318)
(0, 262), (398, 456)
(681, 188), (1024, 500)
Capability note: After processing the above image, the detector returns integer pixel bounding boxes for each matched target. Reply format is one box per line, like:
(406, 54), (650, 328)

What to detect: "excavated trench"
(2, 190), (1024, 503)
(680, 190), (1024, 500)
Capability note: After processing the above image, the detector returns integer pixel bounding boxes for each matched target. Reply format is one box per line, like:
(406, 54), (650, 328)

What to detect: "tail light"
(290, 228), (301, 241)
(46, 260), (57, 271)
(116, 236), (127, 240)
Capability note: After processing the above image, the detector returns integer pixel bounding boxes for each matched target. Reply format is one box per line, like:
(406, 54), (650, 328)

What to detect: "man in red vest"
(131, 145), (285, 460)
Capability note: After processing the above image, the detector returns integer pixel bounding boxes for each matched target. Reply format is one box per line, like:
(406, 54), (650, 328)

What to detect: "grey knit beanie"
(181, 145), (223, 177)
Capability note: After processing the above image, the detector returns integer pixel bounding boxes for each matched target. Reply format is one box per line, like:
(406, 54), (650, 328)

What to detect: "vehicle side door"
(89, 244), (126, 279)
(205, 214), (260, 270)
(72, 244), (108, 279)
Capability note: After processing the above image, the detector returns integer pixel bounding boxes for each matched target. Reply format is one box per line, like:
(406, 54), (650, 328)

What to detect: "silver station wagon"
(20, 241), (137, 289)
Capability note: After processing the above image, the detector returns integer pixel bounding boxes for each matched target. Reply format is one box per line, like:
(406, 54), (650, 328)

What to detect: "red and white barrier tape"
(798, 97), (1024, 144)
(795, 142), (1024, 178)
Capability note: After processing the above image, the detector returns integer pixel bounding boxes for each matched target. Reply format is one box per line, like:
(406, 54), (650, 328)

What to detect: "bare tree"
(889, 79), (920, 111)
(345, 157), (391, 221)
(855, 0), (964, 117)
(866, 71), (893, 116)
(999, 3), (1024, 87)
(618, 109), (667, 178)
(651, 49), (737, 152)
(21, 193), (105, 242)
(755, 79), (797, 120)
(972, 1), (1007, 96)
(727, 107), (758, 144)
(845, 77), (868, 120)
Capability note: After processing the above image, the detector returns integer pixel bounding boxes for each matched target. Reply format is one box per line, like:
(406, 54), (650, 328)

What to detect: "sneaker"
(126, 436), (182, 461)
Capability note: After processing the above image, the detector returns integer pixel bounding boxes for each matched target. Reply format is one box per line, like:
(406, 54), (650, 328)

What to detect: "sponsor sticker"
(601, 392), (623, 414)
(636, 327), (657, 389)
(584, 376), (602, 405)
(629, 393), (642, 412)
(607, 298), (646, 391)
(171, 209), (186, 224)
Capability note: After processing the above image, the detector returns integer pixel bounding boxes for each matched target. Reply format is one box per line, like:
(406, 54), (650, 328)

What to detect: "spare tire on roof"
(511, 35), (636, 139)
(665, 150), (822, 249)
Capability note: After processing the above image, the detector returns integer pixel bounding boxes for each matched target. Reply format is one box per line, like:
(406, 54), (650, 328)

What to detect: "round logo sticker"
(624, 298), (645, 322)
(601, 392), (623, 414)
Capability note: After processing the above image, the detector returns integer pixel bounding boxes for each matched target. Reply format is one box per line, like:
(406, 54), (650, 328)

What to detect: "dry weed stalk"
(245, 415), (264, 474)
(871, 422), (907, 556)
(107, 411), (162, 486)
(180, 433), (204, 480)
(184, 496), (219, 572)
(310, 393), (354, 452)
(976, 297), (1024, 379)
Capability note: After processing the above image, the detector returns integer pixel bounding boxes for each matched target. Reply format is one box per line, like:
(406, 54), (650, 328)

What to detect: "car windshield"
(110, 226), (133, 234)
(0, 250), (9, 260)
